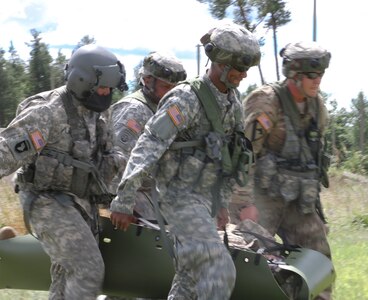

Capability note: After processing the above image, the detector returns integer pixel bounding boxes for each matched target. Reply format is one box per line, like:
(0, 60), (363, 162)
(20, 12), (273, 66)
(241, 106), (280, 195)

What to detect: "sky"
(0, 0), (366, 110)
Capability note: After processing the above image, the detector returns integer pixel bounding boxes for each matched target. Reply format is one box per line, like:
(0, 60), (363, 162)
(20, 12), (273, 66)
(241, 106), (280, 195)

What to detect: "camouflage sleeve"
(242, 85), (278, 156)
(111, 99), (153, 160)
(110, 85), (201, 214)
(0, 105), (52, 178)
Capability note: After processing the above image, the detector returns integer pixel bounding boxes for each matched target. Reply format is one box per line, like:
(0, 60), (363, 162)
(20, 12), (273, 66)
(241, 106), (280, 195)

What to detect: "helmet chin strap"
(293, 74), (308, 98)
(220, 65), (237, 89)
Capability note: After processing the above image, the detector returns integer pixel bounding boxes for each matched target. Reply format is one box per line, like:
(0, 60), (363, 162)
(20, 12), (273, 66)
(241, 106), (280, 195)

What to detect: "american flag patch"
(127, 119), (142, 134)
(257, 112), (272, 131)
(29, 130), (45, 151)
(167, 105), (184, 126)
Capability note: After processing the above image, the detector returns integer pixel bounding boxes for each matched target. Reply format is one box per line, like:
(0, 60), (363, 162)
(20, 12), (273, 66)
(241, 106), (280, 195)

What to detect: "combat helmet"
(280, 41), (331, 78)
(140, 51), (187, 84)
(65, 44), (128, 100)
(200, 22), (261, 72)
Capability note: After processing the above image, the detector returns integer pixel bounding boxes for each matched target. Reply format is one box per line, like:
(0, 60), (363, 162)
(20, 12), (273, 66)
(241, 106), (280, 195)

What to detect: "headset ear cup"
(204, 43), (214, 53)
(204, 43), (216, 62)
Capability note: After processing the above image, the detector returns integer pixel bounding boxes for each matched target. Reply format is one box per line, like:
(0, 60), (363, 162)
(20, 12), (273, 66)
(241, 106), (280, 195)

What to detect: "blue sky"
(1, 0), (366, 110)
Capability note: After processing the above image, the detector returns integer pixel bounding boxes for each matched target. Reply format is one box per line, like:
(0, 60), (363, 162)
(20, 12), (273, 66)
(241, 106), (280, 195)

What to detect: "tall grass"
(0, 171), (367, 299)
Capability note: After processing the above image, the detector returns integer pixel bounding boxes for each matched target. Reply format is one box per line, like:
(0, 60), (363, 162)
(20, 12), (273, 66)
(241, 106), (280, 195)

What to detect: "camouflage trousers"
(20, 191), (104, 300)
(254, 186), (333, 300)
(161, 198), (236, 300)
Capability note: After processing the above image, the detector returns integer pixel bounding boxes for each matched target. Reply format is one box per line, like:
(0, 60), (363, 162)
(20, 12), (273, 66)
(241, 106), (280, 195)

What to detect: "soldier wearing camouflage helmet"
(108, 51), (187, 221)
(240, 41), (333, 300)
(109, 22), (260, 299)
(0, 44), (127, 299)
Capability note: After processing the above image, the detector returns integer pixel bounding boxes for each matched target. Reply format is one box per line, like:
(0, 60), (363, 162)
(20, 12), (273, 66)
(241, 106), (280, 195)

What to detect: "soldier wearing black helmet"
(110, 22), (260, 299)
(0, 44), (127, 299)
(240, 41), (333, 300)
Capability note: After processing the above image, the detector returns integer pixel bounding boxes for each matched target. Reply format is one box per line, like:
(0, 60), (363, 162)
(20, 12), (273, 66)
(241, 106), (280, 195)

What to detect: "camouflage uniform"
(243, 42), (333, 300)
(111, 23), (260, 300)
(110, 52), (186, 221)
(112, 73), (239, 299)
(107, 53), (186, 300)
(0, 45), (127, 300)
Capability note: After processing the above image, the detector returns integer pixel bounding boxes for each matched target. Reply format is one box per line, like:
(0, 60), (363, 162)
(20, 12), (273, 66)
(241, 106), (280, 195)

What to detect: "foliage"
(340, 151), (368, 175)
(27, 29), (53, 95)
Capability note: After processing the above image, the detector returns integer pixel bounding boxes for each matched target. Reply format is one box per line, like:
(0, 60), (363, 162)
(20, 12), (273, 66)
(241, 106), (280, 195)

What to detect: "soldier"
(241, 41), (333, 300)
(102, 53), (186, 300)
(0, 44), (127, 299)
(110, 51), (186, 220)
(110, 22), (260, 299)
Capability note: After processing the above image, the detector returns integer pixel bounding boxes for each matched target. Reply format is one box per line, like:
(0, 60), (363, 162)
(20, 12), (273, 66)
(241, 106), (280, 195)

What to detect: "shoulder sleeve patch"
(127, 119), (142, 134)
(29, 130), (45, 151)
(167, 105), (184, 126)
(256, 112), (272, 132)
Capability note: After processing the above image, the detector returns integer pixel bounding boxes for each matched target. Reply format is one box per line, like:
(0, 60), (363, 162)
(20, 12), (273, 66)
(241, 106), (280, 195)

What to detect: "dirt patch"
(0, 176), (27, 235)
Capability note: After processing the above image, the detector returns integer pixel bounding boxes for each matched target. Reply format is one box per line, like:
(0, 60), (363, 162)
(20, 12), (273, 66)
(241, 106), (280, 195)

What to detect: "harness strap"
(268, 82), (315, 165)
(170, 140), (204, 150)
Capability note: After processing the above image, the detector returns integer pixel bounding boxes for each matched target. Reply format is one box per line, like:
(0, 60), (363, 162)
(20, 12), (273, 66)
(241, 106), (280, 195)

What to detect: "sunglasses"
(301, 72), (325, 79)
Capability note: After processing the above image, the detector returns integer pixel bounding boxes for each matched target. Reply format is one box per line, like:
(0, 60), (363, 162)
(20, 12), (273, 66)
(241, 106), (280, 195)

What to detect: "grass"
(321, 170), (368, 300)
(0, 170), (367, 299)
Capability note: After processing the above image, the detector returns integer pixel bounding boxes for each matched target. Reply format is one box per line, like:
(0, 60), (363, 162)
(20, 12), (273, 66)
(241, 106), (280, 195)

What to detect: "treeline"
(0, 30), (129, 127)
(1, 29), (368, 175)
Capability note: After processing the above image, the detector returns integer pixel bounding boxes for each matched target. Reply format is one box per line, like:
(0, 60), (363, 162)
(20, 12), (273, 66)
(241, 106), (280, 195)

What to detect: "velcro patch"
(29, 130), (45, 151)
(256, 112), (272, 132)
(14, 140), (31, 153)
(167, 105), (184, 126)
(127, 119), (142, 134)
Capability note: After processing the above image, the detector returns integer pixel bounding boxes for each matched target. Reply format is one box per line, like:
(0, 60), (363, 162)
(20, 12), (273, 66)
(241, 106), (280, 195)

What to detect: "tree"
(50, 50), (67, 89)
(0, 48), (12, 126)
(27, 29), (53, 95)
(351, 91), (368, 154)
(73, 35), (96, 54)
(250, 0), (291, 81)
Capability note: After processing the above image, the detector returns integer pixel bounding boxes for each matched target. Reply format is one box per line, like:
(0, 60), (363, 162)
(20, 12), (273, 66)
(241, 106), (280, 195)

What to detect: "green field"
(0, 171), (367, 299)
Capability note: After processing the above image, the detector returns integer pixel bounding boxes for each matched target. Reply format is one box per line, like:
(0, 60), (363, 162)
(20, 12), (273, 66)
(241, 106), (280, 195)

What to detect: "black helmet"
(65, 44), (128, 99)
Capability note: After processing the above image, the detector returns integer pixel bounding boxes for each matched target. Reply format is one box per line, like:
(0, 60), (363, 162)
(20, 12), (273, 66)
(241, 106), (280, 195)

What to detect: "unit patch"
(14, 140), (31, 153)
(167, 105), (184, 126)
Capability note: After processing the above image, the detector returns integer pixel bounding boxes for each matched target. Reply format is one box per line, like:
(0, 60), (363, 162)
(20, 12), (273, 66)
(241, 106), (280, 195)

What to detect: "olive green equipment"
(188, 78), (253, 183)
(269, 82), (329, 222)
(181, 78), (253, 215)
(0, 216), (336, 299)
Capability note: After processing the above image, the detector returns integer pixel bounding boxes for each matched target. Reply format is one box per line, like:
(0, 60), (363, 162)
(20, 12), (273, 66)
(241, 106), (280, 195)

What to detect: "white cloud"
(1, 0), (366, 110)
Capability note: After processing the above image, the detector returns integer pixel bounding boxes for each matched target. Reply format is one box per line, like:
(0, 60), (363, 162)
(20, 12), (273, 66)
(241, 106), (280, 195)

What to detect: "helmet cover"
(200, 22), (261, 72)
(139, 51), (187, 84)
(280, 41), (331, 78)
